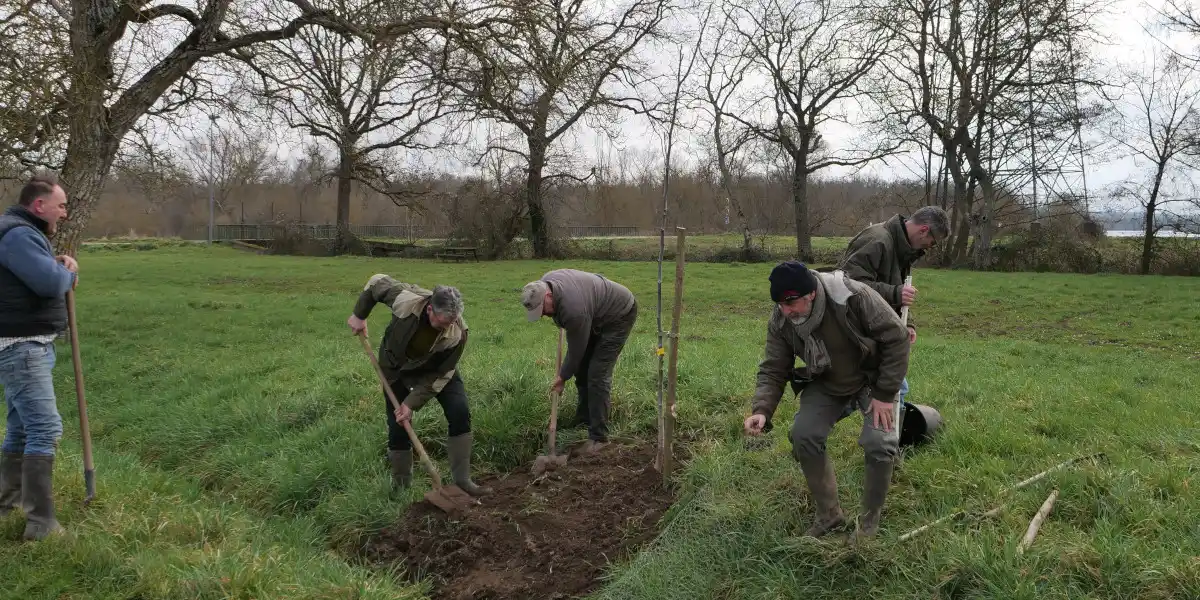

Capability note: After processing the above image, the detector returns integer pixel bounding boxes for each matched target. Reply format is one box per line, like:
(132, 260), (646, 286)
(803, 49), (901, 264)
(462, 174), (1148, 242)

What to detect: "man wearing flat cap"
(743, 261), (911, 541)
(521, 269), (637, 456)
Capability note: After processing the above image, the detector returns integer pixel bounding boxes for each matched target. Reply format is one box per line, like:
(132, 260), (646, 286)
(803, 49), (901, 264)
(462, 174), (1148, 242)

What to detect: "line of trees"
(1, 0), (1199, 272)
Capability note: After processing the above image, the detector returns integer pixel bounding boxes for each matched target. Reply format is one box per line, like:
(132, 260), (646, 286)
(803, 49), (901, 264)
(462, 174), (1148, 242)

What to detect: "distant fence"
(559, 225), (641, 237)
(212, 224), (447, 241)
(213, 223), (643, 241)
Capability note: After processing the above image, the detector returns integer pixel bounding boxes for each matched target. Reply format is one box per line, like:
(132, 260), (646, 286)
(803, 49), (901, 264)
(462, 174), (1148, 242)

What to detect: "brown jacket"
(353, 274), (468, 410)
(838, 214), (925, 330)
(751, 270), (910, 421)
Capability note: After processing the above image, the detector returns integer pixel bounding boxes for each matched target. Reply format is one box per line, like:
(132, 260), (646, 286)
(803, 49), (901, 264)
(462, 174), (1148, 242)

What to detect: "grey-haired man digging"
(743, 261), (910, 541)
(347, 275), (490, 496)
(521, 269), (638, 456)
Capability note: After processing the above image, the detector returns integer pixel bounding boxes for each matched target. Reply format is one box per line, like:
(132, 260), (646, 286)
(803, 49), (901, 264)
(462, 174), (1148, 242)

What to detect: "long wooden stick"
(66, 290), (96, 505)
(892, 275), (913, 432)
(898, 453), (1103, 542)
(547, 328), (564, 455)
(662, 227), (686, 483)
(1017, 489), (1059, 554)
(357, 331), (444, 491)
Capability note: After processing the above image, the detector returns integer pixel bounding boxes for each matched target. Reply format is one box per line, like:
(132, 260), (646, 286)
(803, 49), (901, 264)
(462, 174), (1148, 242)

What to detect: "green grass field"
(1, 245), (1198, 599)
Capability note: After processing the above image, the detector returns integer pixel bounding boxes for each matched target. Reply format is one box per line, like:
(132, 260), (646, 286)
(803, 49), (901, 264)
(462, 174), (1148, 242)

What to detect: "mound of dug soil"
(361, 442), (676, 600)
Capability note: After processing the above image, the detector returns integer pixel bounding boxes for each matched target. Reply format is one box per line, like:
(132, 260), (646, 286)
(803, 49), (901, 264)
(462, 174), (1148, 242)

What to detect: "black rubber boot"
(0, 452), (23, 516)
(447, 433), (492, 497)
(22, 454), (64, 540)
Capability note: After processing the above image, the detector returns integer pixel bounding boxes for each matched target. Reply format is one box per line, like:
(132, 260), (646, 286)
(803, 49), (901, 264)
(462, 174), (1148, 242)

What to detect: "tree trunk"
(335, 147), (353, 252)
(51, 12), (124, 256)
(1141, 163), (1167, 275)
(54, 128), (121, 256)
(943, 144), (973, 266)
(971, 174), (999, 269)
(526, 138), (550, 258)
(791, 153), (812, 261)
(714, 144), (753, 256)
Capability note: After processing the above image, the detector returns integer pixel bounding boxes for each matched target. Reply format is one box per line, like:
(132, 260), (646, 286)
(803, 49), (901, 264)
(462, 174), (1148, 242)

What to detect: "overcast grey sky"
(146, 0), (1197, 216)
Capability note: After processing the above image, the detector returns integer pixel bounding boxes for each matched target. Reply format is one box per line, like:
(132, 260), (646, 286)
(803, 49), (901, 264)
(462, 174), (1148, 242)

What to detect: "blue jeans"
(899, 377), (910, 404)
(0, 341), (63, 457)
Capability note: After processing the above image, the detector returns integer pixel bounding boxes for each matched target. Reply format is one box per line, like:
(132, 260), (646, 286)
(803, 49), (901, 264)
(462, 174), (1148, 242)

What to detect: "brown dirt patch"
(361, 441), (677, 600)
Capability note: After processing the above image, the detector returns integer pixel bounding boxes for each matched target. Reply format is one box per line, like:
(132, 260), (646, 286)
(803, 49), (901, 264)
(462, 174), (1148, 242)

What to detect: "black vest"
(0, 206), (68, 337)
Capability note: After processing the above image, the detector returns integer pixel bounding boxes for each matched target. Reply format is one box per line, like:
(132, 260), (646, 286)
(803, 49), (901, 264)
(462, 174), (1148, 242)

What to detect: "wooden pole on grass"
(1017, 489), (1059, 555)
(663, 227), (686, 483)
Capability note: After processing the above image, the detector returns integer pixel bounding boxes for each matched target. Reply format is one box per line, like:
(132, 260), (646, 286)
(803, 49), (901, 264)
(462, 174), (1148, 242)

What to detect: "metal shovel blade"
(531, 452), (569, 476)
(424, 483), (476, 515)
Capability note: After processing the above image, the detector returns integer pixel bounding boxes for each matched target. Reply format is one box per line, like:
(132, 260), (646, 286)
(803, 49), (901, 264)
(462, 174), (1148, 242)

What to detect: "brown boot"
(0, 452), (23, 516)
(797, 453), (846, 537)
(853, 457), (895, 541)
(388, 448), (412, 491)
(447, 433), (492, 497)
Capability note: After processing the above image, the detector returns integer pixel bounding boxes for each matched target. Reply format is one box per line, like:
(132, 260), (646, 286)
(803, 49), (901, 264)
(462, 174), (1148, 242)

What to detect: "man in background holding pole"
(838, 206), (949, 406)
(0, 175), (79, 540)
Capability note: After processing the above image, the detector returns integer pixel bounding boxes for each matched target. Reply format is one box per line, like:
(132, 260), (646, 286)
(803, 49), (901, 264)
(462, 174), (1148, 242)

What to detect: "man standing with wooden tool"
(521, 269), (637, 457)
(838, 206), (948, 406)
(347, 275), (491, 497)
(743, 261), (910, 541)
(0, 175), (78, 540)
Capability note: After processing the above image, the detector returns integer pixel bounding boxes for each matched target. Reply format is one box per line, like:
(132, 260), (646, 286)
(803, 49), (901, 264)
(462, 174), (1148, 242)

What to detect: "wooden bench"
(435, 246), (479, 262)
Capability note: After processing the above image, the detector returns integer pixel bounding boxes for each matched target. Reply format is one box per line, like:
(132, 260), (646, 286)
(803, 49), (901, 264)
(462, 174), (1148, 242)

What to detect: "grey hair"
(910, 205), (950, 240)
(429, 285), (464, 319)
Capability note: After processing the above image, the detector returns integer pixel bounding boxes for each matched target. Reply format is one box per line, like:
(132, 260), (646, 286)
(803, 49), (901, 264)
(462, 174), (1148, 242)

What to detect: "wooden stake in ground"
(1017, 489), (1059, 554)
(652, 30), (701, 475)
(662, 227), (686, 483)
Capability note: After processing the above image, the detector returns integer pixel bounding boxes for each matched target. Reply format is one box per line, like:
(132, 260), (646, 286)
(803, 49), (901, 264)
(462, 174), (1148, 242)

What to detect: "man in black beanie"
(744, 260), (911, 541)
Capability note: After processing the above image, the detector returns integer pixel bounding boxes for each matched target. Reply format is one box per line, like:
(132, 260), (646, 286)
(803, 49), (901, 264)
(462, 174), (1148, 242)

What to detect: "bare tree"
(110, 129), (196, 234)
(178, 119), (276, 226)
(877, 0), (1103, 267)
(693, 5), (757, 253)
(243, 0), (465, 250)
(717, 0), (899, 261)
(0, 0), (519, 255)
(439, 0), (672, 258)
(0, 1), (70, 172)
(1107, 48), (1200, 274)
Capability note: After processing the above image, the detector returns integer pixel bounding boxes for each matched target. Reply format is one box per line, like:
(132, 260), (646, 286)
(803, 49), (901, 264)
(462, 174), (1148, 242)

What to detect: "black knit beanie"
(769, 261), (818, 303)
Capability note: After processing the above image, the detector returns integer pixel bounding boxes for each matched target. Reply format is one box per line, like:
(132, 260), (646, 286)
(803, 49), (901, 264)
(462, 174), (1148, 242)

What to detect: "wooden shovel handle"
(357, 331), (443, 490)
(66, 290), (96, 501)
(547, 328), (564, 453)
(892, 275), (914, 429)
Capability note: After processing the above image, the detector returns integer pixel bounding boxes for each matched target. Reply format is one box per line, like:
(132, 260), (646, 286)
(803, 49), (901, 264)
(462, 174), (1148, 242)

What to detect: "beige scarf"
(788, 270), (855, 376)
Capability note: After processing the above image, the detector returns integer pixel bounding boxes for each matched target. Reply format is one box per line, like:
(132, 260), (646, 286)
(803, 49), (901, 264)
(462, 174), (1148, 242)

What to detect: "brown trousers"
(788, 381), (900, 463)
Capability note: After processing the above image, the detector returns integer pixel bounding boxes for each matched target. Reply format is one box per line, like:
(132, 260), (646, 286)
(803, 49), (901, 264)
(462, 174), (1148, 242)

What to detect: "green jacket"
(353, 274), (468, 410)
(838, 214), (925, 330)
(751, 270), (910, 422)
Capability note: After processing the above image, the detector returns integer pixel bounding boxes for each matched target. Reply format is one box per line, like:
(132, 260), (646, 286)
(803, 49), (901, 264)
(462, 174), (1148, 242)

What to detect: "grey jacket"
(541, 269), (636, 381)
